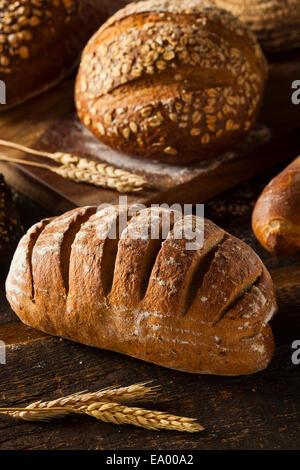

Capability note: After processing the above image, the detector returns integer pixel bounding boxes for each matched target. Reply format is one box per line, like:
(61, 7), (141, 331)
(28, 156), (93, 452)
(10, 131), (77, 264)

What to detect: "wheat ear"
(0, 383), (203, 432)
(53, 165), (146, 193)
(21, 382), (159, 413)
(0, 382), (159, 421)
(78, 401), (203, 432)
(0, 403), (203, 432)
(0, 139), (148, 193)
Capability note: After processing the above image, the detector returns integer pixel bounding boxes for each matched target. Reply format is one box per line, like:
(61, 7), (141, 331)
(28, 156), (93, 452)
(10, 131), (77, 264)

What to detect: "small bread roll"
(75, 0), (267, 164)
(0, 0), (108, 111)
(252, 156), (300, 255)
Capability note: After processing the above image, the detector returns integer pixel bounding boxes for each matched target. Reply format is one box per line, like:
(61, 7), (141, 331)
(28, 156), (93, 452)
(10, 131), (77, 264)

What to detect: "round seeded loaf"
(0, 0), (108, 111)
(75, 0), (267, 164)
(207, 0), (300, 52)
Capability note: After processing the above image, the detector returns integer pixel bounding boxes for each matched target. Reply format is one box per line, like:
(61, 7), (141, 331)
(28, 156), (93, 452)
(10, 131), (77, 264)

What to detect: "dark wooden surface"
(0, 158), (299, 450)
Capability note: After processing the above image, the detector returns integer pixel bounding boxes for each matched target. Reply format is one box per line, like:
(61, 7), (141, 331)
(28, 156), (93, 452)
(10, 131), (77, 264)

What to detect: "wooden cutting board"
(0, 49), (299, 213)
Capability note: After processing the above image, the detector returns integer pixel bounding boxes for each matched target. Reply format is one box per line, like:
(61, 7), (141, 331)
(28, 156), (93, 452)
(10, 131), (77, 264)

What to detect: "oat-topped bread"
(6, 205), (277, 375)
(75, 0), (267, 165)
(208, 0), (300, 52)
(0, 174), (22, 254)
(0, 0), (108, 111)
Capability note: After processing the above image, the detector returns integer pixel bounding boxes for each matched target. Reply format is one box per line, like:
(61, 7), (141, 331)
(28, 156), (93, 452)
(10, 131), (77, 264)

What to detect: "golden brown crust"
(6, 204), (277, 376)
(252, 156), (300, 255)
(75, 0), (267, 165)
(207, 0), (300, 52)
(0, 0), (108, 111)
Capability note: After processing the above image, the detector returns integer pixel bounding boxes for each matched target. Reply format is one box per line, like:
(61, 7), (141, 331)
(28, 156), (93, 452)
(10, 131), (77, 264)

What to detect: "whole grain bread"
(75, 0), (267, 165)
(252, 156), (300, 255)
(0, 0), (109, 111)
(6, 205), (277, 376)
(207, 0), (300, 52)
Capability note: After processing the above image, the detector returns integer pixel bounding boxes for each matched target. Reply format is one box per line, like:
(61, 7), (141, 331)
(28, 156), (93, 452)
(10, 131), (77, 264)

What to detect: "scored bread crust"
(6, 205), (277, 376)
(0, 0), (108, 111)
(252, 156), (300, 255)
(75, 0), (267, 165)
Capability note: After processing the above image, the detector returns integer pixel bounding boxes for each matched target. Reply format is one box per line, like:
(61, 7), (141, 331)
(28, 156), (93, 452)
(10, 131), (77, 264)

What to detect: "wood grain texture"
(0, 161), (299, 450)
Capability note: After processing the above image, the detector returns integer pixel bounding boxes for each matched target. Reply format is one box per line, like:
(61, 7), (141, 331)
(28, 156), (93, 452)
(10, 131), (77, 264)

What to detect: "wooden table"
(0, 158), (299, 450)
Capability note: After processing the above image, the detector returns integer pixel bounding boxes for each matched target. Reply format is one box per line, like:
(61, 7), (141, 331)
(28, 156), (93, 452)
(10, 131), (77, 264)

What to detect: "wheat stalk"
(0, 407), (75, 422)
(78, 401), (203, 432)
(0, 382), (203, 432)
(0, 403), (203, 432)
(70, 382), (159, 404)
(23, 382), (158, 411)
(0, 382), (158, 420)
(0, 139), (148, 193)
(54, 165), (146, 193)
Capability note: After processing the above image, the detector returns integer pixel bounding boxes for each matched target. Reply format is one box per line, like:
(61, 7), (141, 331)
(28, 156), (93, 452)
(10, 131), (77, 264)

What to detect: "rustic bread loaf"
(252, 156), (300, 255)
(0, 0), (108, 111)
(207, 0), (300, 52)
(75, 0), (267, 165)
(6, 204), (277, 375)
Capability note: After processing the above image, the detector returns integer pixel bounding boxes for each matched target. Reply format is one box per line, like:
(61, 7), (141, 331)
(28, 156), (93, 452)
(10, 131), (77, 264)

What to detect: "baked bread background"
(252, 156), (300, 255)
(75, 0), (267, 164)
(207, 0), (300, 52)
(0, 0), (109, 111)
(6, 205), (277, 376)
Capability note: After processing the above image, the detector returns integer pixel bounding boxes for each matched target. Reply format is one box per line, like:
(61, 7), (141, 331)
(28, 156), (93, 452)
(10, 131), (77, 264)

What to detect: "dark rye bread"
(75, 0), (267, 165)
(6, 205), (277, 376)
(252, 156), (300, 255)
(0, 0), (108, 111)
(207, 0), (300, 52)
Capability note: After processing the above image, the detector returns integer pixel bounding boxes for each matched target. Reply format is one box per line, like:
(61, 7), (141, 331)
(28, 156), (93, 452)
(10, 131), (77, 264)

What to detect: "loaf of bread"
(252, 156), (300, 255)
(207, 0), (300, 52)
(6, 205), (277, 375)
(0, 0), (108, 111)
(75, 0), (267, 165)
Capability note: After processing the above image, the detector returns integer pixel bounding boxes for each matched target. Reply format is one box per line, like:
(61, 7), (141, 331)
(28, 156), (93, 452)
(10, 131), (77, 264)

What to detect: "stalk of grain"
(0, 403), (203, 432)
(0, 382), (158, 420)
(0, 139), (148, 193)
(54, 164), (146, 193)
(0, 382), (203, 432)
(77, 401), (204, 432)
